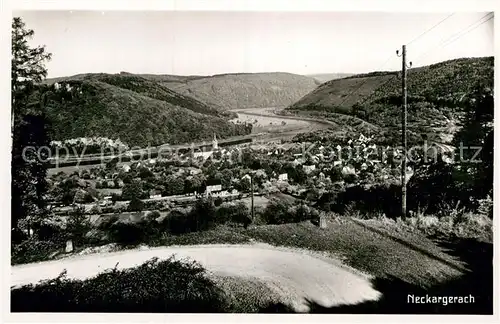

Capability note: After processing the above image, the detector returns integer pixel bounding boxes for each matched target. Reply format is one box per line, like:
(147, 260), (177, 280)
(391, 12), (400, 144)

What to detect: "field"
(232, 113), (310, 134)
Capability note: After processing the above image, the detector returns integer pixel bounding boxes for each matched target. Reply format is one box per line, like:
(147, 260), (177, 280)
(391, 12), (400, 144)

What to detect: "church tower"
(212, 133), (218, 150)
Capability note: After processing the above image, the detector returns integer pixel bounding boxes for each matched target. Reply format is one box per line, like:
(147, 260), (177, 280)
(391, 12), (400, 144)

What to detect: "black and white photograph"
(6, 0), (497, 319)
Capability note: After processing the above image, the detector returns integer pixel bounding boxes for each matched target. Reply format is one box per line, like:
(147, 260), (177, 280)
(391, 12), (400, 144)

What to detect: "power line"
(334, 12), (492, 111)
(439, 14), (493, 49)
(336, 13), (455, 109)
(407, 13), (455, 46)
(359, 13), (493, 106)
(350, 13), (456, 108)
(413, 12), (493, 63)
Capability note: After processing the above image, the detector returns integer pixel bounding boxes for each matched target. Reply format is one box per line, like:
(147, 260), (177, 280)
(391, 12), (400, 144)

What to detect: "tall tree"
(452, 83), (494, 199)
(11, 17), (52, 243)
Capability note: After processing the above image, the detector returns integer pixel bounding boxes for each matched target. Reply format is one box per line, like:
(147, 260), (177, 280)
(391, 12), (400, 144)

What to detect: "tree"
(128, 197), (144, 212)
(189, 197), (216, 231)
(122, 180), (145, 200)
(262, 198), (292, 224)
(185, 175), (202, 194)
(231, 202), (251, 228)
(451, 84), (493, 202)
(220, 170), (233, 190)
(237, 177), (251, 192)
(215, 202), (251, 228)
(66, 206), (90, 245)
(164, 175), (185, 196)
(11, 17), (52, 243)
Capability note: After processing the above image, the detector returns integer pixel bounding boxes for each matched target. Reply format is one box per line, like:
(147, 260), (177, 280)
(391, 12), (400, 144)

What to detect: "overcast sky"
(15, 11), (494, 78)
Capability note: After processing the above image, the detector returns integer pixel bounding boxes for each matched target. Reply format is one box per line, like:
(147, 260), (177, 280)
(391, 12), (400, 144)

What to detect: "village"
(46, 130), (422, 220)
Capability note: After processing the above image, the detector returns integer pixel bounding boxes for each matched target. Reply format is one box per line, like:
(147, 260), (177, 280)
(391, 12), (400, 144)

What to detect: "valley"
(11, 11), (494, 315)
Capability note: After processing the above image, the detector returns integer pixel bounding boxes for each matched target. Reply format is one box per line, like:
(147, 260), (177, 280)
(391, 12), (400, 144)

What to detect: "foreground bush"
(11, 239), (61, 265)
(11, 257), (229, 312)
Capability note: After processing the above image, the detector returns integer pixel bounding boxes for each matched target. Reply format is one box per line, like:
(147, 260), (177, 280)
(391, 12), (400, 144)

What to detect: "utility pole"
(250, 174), (255, 222)
(397, 45), (411, 220)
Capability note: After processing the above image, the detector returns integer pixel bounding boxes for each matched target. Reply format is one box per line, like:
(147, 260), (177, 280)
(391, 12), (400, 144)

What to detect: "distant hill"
(307, 73), (354, 83)
(44, 73), (229, 118)
(41, 74), (252, 147)
(154, 72), (320, 110)
(288, 57), (494, 145)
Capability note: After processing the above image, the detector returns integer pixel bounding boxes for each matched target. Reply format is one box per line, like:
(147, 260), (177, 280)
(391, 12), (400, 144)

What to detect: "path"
(11, 243), (381, 312)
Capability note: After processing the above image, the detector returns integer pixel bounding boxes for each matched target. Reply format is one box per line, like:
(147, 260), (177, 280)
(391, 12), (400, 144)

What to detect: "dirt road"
(11, 243), (381, 312)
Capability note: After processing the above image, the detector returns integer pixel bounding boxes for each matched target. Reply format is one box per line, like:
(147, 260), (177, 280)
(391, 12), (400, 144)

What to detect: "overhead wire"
(407, 13), (456, 46)
(336, 13), (458, 109)
(413, 12), (493, 63)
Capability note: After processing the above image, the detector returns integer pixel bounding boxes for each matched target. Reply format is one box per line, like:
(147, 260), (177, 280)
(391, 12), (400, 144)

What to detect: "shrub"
(137, 217), (161, 238)
(215, 204), (232, 224)
(477, 195), (493, 219)
(122, 180), (147, 200)
(89, 205), (102, 215)
(261, 198), (293, 224)
(11, 257), (229, 312)
(108, 220), (147, 245)
(128, 197), (144, 212)
(11, 238), (61, 265)
(106, 211), (161, 245)
(143, 200), (168, 211)
(101, 206), (115, 214)
(332, 184), (401, 218)
(252, 206), (267, 225)
(97, 214), (120, 231)
(455, 213), (492, 241)
(158, 201), (172, 212)
(163, 209), (192, 235)
(293, 203), (319, 222)
(403, 212), (492, 241)
(259, 199), (320, 225)
(215, 202), (251, 227)
(144, 210), (161, 221)
(33, 216), (67, 243)
(112, 204), (127, 214)
(189, 198), (216, 231)
(66, 206), (91, 245)
(214, 197), (223, 207)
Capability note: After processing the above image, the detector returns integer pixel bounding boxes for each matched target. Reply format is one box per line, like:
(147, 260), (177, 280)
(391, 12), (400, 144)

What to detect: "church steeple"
(212, 133), (218, 150)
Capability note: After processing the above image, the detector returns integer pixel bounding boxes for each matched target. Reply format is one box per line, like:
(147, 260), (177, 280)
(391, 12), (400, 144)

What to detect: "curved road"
(11, 243), (381, 312)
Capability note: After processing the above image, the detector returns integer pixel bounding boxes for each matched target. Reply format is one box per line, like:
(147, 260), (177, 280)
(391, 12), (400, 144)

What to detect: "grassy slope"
(292, 73), (395, 111)
(45, 73), (228, 118)
(44, 79), (251, 147)
(288, 57), (494, 143)
(233, 218), (489, 313)
(145, 218), (467, 289)
(307, 73), (356, 84)
(161, 72), (320, 110)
